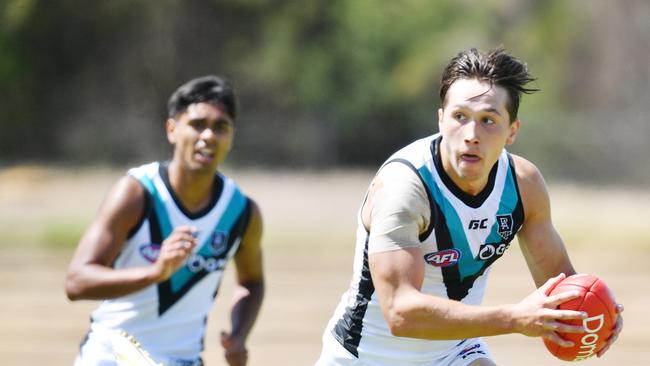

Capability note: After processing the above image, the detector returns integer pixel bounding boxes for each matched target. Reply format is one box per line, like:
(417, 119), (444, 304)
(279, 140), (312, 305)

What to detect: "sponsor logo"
(574, 314), (605, 361)
(424, 249), (461, 267)
(186, 254), (227, 273)
(139, 243), (160, 263)
(468, 219), (488, 230)
(209, 231), (229, 256)
(478, 242), (510, 260)
(459, 343), (486, 359)
(459, 343), (480, 355)
(496, 214), (513, 239)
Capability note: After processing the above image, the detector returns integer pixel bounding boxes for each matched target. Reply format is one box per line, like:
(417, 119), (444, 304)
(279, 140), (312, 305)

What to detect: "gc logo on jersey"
(424, 249), (461, 267)
(478, 242), (510, 260)
(209, 231), (230, 256)
(496, 214), (513, 239)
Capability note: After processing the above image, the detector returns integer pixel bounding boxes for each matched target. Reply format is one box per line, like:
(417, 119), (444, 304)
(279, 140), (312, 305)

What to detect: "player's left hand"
(597, 303), (624, 357)
(220, 330), (248, 366)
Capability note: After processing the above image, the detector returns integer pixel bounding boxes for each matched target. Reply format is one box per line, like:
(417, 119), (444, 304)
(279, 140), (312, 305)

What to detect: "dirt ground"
(0, 167), (648, 365)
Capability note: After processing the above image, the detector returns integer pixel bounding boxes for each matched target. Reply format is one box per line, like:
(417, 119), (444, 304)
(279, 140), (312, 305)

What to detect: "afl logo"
(139, 243), (160, 263)
(424, 249), (461, 267)
(209, 231), (230, 256)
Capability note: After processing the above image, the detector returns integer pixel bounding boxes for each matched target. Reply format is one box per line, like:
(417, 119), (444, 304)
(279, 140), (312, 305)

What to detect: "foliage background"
(1, 0), (648, 182)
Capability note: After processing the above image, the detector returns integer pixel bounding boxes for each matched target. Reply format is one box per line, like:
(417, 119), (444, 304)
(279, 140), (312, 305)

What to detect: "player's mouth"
(459, 152), (482, 163)
(194, 148), (216, 164)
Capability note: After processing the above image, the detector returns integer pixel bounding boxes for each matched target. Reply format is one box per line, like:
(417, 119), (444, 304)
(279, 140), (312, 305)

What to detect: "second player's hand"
(151, 226), (197, 282)
(221, 331), (248, 366)
(510, 273), (587, 347)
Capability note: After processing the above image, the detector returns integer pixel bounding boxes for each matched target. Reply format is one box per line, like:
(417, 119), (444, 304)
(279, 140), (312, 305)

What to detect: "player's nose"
(462, 120), (480, 144)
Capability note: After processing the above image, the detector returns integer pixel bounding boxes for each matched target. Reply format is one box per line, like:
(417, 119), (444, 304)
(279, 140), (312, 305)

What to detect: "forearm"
(388, 291), (516, 340)
(228, 280), (265, 341)
(65, 263), (159, 300)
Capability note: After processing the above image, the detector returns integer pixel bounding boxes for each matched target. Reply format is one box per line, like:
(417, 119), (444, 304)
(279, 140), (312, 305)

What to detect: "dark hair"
(439, 48), (538, 121)
(167, 75), (237, 120)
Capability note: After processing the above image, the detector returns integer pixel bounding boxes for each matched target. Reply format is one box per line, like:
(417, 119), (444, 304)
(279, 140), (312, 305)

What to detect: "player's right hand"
(510, 273), (587, 347)
(151, 226), (198, 282)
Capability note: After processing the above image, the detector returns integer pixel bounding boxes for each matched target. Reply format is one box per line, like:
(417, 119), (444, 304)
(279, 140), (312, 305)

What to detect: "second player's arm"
(220, 199), (265, 366)
(64, 176), (197, 300)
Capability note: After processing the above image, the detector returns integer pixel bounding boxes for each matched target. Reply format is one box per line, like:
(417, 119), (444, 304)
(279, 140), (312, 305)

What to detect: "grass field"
(0, 166), (648, 365)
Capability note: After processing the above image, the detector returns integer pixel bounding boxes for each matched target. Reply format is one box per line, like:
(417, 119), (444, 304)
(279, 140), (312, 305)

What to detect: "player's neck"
(439, 147), (489, 196)
(448, 173), (488, 196)
(167, 161), (216, 213)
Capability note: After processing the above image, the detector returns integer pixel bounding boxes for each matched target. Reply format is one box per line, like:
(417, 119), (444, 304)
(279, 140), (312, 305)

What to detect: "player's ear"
(166, 118), (177, 144)
(437, 108), (443, 127)
(506, 119), (520, 145)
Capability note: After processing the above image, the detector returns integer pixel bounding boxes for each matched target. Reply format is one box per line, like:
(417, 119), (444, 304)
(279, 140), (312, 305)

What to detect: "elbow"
(64, 269), (85, 301)
(248, 278), (265, 301)
(384, 303), (416, 337)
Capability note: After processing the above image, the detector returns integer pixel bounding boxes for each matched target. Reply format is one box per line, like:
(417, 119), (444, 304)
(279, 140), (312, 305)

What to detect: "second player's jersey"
(85, 161), (251, 363)
(326, 134), (524, 365)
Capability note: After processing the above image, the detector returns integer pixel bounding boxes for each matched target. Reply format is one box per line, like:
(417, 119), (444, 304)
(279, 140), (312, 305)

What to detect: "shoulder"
(97, 174), (147, 227)
(247, 197), (262, 222)
(363, 161), (430, 234)
(110, 175), (146, 208)
(373, 162), (428, 208)
(243, 197), (263, 237)
(510, 154), (551, 220)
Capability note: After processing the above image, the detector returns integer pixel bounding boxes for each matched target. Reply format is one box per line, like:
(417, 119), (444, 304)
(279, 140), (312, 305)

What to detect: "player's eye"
(481, 117), (495, 125)
(190, 120), (208, 131)
(212, 120), (233, 134)
(454, 112), (467, 122)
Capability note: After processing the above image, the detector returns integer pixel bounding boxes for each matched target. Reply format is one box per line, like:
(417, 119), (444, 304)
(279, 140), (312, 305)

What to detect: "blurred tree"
(0, 0), (648, 184)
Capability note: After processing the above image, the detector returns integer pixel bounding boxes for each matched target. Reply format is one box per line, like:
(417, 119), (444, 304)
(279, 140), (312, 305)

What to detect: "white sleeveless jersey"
(78, 162), (251, 364)
(325, 134), (524, 365)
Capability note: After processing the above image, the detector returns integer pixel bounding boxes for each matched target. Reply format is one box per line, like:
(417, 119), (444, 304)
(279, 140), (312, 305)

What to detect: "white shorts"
(316, 332), (493, 366)
(73, 329), (203, 366)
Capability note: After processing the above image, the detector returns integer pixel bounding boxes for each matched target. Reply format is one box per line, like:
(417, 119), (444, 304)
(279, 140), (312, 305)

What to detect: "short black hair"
(167, 75), (237, 120)
(439, 48), (538, 121)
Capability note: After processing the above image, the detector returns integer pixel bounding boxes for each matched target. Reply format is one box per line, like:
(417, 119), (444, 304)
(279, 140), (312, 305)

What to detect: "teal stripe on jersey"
(139, 175), (173, 237)
(417, 166), (482, 279)
(485, 162), (518, 243)
(169, 187), (247, 292)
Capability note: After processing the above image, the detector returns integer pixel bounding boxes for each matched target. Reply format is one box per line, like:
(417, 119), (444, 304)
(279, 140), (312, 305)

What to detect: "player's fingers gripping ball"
(543, 274), (617, 361)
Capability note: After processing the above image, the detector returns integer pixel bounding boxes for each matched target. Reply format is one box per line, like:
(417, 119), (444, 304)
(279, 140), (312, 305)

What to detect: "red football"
(543, 274), (617, 361)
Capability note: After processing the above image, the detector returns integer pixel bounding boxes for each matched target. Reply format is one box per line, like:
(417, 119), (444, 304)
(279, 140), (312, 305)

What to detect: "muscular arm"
(220, 199), (264, 366)
(513, 155), (624, 356)
(64, 176), (196, 300)
(512, 155), (576, 287)
(371, 248), (520, 339)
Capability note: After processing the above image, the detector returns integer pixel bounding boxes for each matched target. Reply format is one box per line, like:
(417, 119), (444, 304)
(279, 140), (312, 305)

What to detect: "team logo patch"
(139, 243), (160, 263)
(209, 231), (230, 256)
(496, 214), (513, 239)
(424, 249), (461, 267)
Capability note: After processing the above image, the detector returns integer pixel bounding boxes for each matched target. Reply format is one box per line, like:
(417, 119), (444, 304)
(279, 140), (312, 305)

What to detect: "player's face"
(166, 102), (234, 174)
(438, 78), (520, 194)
